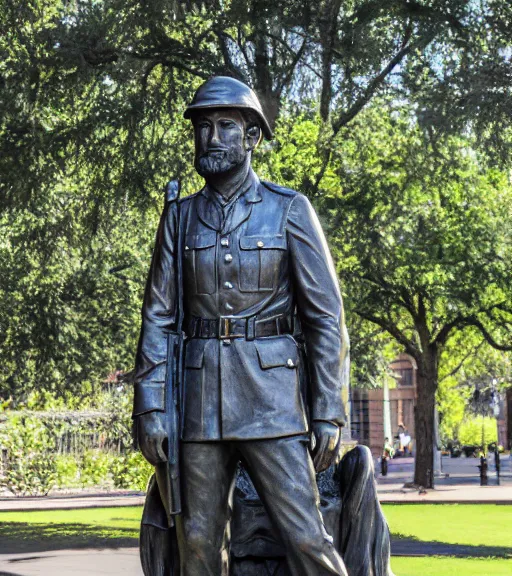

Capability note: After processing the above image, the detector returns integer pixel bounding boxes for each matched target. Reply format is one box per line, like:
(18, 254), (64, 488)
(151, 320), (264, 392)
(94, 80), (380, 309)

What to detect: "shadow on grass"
(3, 521), (511, 560)
(0, 522), (138, 554)
(391, 535), (512, 558)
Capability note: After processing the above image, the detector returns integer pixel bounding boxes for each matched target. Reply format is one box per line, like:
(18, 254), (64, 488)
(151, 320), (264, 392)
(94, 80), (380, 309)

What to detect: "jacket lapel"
(222, 171), (262, 234)
(195, 170), (263, 234)
(197, 188), (223, 231)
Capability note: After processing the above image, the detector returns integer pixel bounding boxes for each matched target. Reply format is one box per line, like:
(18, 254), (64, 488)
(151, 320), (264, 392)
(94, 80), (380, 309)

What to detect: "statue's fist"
(311, 420), (341, 473)
(137, 412), (168, 466)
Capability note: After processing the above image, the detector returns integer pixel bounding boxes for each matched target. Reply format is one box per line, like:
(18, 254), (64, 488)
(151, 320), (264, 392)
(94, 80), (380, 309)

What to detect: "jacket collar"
(197, 168), (262, 233)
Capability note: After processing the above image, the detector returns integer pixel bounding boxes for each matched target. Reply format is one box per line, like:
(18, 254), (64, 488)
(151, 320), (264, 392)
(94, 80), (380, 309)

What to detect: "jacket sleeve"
(286, 193), (349, 426)
(132, 199), (179, 417)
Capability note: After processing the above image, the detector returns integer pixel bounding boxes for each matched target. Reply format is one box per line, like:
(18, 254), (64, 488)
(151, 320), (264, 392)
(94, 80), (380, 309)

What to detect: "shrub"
(111, 450), (153, 491)
(55, 454), (80, 488)
(458, 417), (498, 448)
(0, 414), (57, 496)
(78, 449), (114, 487)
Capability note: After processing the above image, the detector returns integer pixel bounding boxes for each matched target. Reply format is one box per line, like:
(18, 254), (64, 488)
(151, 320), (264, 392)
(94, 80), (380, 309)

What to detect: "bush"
(458, 417), (498, 448)
(55, 454), (80, 488)
(0, 414), (57, 496)
(111, 450), (153, 491)
(78, 449), (114, 487)
(0, 389), (151, 494)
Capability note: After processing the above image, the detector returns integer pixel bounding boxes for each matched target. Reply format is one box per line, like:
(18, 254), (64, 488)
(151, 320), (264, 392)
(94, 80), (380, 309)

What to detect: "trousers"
(177, 435), (348, 576)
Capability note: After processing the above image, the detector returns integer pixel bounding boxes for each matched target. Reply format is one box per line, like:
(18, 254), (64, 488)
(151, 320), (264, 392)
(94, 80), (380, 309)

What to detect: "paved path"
(376, 454), (512, 503)
(0, 493), (145, 512)
(0, 549), (142, 576)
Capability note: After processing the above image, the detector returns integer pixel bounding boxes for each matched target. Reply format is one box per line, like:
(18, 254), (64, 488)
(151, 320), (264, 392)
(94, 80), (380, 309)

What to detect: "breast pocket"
(184, 232), (217, 295)
(238, 235), (287, 292)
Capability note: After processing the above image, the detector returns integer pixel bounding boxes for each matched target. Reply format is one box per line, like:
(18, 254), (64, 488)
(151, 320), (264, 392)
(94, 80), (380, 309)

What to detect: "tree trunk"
(251, 4), (280, 130)
(413, 349), (438, 489)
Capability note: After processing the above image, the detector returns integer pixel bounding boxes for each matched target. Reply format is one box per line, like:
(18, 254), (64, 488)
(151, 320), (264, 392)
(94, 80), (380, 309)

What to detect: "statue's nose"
(209, 123), (221, 147)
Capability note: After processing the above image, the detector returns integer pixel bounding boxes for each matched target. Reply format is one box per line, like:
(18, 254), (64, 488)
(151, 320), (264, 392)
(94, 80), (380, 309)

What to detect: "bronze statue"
(133, 76), (393, 576)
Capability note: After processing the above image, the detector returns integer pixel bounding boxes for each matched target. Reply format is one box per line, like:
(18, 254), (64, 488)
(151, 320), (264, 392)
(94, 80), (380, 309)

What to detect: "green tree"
(437, 336), (511, 442)
(317, 102), (512, 488)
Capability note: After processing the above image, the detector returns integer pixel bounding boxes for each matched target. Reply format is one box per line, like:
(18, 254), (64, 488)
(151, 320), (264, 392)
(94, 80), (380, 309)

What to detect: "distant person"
(383, 437), (395, 460)
(397, 423), (412, 456)
(381, 437), (394, 476)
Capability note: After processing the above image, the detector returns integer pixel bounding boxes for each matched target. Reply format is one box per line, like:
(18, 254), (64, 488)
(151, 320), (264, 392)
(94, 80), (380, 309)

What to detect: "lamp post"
(491, 378), (501, 485)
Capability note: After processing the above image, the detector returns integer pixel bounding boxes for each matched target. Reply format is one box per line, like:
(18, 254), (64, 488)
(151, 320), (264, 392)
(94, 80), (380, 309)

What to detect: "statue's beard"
(196, 146), (246, 176)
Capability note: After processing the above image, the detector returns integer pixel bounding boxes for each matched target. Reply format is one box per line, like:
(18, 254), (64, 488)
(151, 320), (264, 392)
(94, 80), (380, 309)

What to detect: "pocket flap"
(184, 340), (205, 369)
(255, 336), (299, 369)
(240, 235), (286, 250)
(185, 232), (216, 250)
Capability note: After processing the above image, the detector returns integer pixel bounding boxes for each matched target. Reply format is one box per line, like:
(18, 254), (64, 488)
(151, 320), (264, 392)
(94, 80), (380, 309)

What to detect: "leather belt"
(186, 315), (292, 340)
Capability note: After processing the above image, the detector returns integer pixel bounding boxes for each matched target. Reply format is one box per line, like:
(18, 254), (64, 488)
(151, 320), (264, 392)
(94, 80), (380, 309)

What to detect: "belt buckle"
(219, 317), (232, 339)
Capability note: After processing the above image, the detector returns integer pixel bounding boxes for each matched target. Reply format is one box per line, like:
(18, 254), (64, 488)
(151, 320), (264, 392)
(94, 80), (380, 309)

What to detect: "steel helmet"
(184, 76), (273, 140)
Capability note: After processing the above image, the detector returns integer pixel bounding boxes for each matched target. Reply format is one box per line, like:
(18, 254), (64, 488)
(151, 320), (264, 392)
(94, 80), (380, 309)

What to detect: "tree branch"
(356, 310), (420, 358)
(439, 340), (485, 383)
(214, 30), (248, 81)
(276, 37), (308, 97)
(331, 32), (434, 134)
(468, 318), (512, 352)
(434, 301), (512, 347)
(309, 29), (437, 195)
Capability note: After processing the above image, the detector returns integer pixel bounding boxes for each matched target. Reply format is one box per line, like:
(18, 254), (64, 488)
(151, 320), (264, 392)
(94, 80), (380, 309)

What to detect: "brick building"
(351, 354), (417, 457)
(351, 355), (512, 457)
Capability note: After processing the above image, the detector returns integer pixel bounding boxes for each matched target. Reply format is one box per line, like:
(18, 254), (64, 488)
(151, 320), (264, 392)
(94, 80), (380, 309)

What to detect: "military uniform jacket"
(133, 169), (348, 441)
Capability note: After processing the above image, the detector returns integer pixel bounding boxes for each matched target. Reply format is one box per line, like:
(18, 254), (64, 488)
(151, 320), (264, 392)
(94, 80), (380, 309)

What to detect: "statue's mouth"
(203, 148), (229, 157)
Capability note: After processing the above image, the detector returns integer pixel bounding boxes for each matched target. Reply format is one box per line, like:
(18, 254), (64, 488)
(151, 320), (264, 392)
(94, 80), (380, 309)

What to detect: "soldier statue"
(133, 76), (391, 576)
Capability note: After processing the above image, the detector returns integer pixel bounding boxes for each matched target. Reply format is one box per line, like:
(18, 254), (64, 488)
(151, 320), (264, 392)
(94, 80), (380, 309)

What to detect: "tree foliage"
(317, 101), (512, 486)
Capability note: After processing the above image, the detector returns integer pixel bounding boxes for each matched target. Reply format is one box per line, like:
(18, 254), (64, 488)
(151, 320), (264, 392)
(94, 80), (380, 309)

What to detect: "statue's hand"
(311, 420), (340, 473)
(137, 411), (168, 466)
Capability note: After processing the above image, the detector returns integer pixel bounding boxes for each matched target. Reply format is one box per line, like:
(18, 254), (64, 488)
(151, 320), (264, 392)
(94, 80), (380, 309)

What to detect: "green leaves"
(0, 414), (58, 496)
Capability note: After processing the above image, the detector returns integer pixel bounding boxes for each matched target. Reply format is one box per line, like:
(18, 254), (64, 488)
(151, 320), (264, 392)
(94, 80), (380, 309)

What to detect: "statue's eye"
(198, 122), (210, 129)
(220, 120), (236, 129)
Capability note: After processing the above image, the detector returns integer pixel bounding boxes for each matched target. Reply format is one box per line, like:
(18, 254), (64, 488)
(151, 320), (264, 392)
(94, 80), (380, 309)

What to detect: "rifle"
(154, 179), (183, 528)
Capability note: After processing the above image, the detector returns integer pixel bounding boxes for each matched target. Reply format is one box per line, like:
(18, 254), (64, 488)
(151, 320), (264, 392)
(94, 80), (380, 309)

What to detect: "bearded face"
(196, 145), (246, 176)
(193, 109), (248, 177)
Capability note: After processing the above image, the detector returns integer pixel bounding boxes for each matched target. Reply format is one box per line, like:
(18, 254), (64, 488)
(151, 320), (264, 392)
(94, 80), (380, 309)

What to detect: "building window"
(395, 367), (413, 387)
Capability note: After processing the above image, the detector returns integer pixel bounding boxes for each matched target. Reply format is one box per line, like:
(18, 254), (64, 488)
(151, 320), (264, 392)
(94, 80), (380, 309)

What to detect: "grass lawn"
(392, 557), (512, 575)
(382, 504), (512, 575)
(382, 503), (512, 548)
(0, 506), (142, 552)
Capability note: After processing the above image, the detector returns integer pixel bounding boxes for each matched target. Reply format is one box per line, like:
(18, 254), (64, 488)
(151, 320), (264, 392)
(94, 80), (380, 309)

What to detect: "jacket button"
(286, 358), (295, 368)
(224, 254), (233, 263)
(225, 302), (234, 311)
(257, 240), (264, 248)
(224, 281), (233, 289)
(185, 246), (190, 251)
(221, 237), (229, 247)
